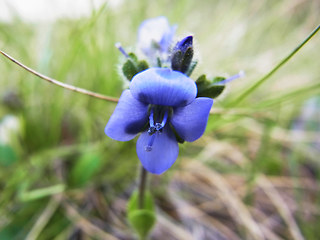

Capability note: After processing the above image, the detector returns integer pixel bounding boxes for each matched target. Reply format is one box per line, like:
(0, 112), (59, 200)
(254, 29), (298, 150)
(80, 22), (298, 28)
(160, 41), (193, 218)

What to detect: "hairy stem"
(0, 50), (119, 103)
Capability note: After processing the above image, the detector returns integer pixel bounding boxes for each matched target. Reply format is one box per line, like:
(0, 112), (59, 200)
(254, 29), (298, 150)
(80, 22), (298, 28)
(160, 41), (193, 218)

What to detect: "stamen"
(156, 110), (168, 130)
(147, 108), (169, 139)
(115, 42), (129, 58)
(148, 109), (156, 134)
(149, 108), (155, 127)
(216, 70), (245, 85)
(145, 133), (156, 152)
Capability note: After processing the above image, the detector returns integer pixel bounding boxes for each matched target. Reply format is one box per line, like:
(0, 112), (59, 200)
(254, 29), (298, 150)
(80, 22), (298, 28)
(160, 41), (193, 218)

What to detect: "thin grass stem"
(0, 50), (119, 103)
(231, 24), (320, 106)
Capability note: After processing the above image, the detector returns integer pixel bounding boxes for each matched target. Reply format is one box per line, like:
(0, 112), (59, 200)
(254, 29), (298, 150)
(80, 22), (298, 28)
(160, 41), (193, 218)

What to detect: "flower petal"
(130, 68), (197, 107)
(159, 24), (177, 53)
(105, 90), (148, 141)
(171, 97), (213, 142)
(136, 126), (179, 174)
(138, 16), (175, 56)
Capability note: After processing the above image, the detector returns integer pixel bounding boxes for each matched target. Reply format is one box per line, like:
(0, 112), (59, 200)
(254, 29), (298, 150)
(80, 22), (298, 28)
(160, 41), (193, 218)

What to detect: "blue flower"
(105, 68), (213, 174)
(138, 17), (177, 63)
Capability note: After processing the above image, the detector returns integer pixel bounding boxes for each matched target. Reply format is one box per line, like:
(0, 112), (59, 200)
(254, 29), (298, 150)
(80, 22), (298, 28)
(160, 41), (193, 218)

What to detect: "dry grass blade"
(257, 175), (304, 240)
(61, 199), (118, 240)
(25, 195), (62, 240)
(0, 50), (119, 103)
(240, 118), (320, 143)
(168, 187), (242, 240)
(186, 161), (265, 240)
(157, 213), (195, 240)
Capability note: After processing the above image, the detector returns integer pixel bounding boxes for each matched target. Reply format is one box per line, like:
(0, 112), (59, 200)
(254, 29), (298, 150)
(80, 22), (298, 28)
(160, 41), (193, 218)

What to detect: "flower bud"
(171, 36), (194, 74)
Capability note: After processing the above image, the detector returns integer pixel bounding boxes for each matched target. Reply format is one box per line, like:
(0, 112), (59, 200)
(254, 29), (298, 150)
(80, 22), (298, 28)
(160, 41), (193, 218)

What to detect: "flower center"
(145, 107), (169, 152)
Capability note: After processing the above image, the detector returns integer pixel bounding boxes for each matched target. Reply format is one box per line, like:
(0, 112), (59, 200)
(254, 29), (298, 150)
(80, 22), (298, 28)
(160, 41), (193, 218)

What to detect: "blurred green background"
(0, 0), (320, 239)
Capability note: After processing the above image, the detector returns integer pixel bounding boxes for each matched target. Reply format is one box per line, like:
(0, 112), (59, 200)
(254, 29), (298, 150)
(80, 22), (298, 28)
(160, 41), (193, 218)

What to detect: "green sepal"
(185, 60), (198, 76)
(197, 85), (225, 98)
(171, 47), (194, 74)
(156, 57), (162, 67)
(122, 53), (149, 81)
(171, 50), (183, 71)
(128, 52), (138, 62)
(195, 74), (207, 86)
(127, 191), (156, 239)
(137, 60), (149, 72)
(122, 59), (138, 81)
(180, 47), (194, 73)
(196, 74), (226, 99)
(169, 124), (185, 144)
(212, 76), (226, 84)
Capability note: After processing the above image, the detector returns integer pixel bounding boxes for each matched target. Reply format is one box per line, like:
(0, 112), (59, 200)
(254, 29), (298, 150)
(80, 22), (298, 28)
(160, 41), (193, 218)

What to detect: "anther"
(159, 110), (168, 129)
(148, 109), (156, 134)
(154, 110), (169, 131)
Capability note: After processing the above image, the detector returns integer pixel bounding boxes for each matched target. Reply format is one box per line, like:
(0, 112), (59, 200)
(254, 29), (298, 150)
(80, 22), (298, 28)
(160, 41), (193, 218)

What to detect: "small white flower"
(0, 115), (21, 144)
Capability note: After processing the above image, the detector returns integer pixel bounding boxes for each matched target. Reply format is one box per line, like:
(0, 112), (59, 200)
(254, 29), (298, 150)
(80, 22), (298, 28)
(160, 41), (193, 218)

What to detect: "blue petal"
(173, 36), (193, 53)
(159, 24), (177, 53)
(130, 68), (197, 107)
(138, 16), (175, 56)
(136, 126), (179, 174)
(105, 90), (148, 141)
(171, 97), (213, 142)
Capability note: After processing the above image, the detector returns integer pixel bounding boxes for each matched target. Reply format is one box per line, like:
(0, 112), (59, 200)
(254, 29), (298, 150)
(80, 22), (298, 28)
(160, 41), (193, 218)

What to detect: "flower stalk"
(138, 165), (148, 209)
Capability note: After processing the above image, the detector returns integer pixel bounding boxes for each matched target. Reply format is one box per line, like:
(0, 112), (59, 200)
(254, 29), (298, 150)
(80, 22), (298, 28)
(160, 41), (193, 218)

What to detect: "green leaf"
(70, 152), (101, 187)
(0, 144), (17, 166)
(127, 191), (156, 239)
(128, 210), (156, 240)
(19, 184), (65, 202)
(128, 191), (155, 212)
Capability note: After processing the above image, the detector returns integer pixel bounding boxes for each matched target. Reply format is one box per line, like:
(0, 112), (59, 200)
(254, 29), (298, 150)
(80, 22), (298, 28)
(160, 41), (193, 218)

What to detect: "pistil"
(145, 134), (156, 152)
(215, 70), (245, 85)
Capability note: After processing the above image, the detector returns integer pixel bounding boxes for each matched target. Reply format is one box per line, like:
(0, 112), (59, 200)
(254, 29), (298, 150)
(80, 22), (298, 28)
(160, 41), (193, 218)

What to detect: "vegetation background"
(0, 0), (319, 239)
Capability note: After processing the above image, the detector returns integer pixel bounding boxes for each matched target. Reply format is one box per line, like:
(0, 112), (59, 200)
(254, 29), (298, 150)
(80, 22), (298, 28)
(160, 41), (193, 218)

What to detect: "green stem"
(231, 24), (320, 106)
(138, 165), (148, 209)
